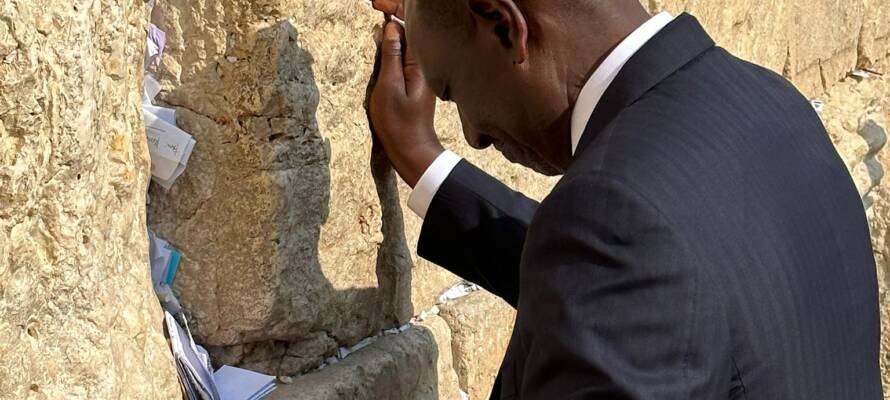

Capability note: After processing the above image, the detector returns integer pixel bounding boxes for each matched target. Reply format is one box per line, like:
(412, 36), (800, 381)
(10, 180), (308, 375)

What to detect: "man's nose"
(458, 108), (493, 150)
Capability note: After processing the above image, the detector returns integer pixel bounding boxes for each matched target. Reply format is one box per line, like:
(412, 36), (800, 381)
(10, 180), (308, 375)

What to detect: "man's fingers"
(371, 0), (405, 19)
(379, 21), (407, 94)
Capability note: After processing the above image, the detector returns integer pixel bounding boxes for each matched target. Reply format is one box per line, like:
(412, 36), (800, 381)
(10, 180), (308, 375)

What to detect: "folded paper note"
(145, 24), (167, 69)
(214, 366), (277, 400)
(144, 106), (196, 188)
(144, 74), (162, 103)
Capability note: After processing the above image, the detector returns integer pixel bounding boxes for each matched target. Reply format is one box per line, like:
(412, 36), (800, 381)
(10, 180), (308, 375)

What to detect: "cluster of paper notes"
(152, 228), (278, 399)
(165, 312), (277, 400)
(143, 20), (195, 190)
(166, 312), (220, 400)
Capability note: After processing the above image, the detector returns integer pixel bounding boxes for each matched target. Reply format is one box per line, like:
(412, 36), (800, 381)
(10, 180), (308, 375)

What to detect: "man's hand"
(369, 21), (443, 188)
(371, 0), (405, 20)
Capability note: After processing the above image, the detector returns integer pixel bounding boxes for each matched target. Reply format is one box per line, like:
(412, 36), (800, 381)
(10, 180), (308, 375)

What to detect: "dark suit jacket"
(417, 14), (882, 399)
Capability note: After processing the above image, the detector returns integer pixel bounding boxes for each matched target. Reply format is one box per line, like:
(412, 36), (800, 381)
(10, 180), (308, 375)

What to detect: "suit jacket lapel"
(573, 13), (716, 157)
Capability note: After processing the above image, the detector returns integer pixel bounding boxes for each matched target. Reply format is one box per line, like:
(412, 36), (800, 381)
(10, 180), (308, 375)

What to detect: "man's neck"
(560, 4), (652, 110)
(530, 1), (653, 170)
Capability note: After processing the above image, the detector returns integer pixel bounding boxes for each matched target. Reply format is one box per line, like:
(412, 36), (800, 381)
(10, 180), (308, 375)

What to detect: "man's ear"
(467, 0), (529, 64)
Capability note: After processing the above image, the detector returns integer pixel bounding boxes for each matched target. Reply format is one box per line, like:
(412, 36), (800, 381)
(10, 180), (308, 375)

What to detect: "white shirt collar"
(570, 12), (676, 155)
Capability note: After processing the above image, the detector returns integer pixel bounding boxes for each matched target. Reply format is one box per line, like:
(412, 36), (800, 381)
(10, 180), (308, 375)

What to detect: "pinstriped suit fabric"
(418, 14), (881, 399)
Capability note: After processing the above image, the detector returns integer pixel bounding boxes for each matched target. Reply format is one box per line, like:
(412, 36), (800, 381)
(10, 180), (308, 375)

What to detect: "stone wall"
(0, 0), (179, 398)
(0, 0), (888, 399)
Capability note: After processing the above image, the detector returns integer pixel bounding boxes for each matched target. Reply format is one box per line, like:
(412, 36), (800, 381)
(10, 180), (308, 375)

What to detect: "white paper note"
(152, 136), (196, 189)
(144, 108), (196, 182)
(165, 312), (221, 400)
(144, 74), (162, 102)
(214, 366), (276, 400)
(143, 104), (176, 125)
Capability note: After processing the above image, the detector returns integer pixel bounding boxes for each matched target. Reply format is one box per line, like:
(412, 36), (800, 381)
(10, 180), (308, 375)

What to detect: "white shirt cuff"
(407, 150), (462, 219)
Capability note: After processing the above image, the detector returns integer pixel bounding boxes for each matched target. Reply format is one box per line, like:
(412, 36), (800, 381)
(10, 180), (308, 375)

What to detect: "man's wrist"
(407, 150), (462, 219)
(393, 142), (445, 188)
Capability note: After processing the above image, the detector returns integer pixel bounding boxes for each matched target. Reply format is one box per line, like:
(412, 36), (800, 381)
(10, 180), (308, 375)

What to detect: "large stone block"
(268, 316), (462, 400)
(0, 0), (179, 398)
(859, 0), (890, 68)
(818, 75), (888, 205)
(145, 0), (555, 376)
(440, 291), (516, 400)
(840, 61), (890, 396)
(648, 0), (869, 97)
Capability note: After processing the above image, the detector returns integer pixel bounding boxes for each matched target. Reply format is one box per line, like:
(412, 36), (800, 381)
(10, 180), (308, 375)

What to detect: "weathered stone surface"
(4, 0), (885, 398)
(832, 61), (890, 396)
(440, 292), (516, 400)
(858, 0), (890, 69)
(648, 0), (881, 98)
(145, 0), (555, 375)
(819, 75), (889, 206)
(0, 0), (179, 398)
(268, 316), (462, 400)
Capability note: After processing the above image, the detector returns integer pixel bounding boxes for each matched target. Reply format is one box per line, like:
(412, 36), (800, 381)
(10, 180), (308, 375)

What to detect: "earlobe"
(467, 0), (529, 64)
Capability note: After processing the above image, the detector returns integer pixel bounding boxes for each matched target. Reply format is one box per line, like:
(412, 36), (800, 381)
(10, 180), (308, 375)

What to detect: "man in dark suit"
(368, 0), (882, 398)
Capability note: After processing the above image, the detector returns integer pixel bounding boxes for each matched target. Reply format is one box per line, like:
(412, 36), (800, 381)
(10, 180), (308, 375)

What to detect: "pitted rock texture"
(819, 74), (888, 207)
(649, 0), (889, 98)
(831, 61), (890, 395)
(0, 0), (179, 398)
(440, 292), (516, 400)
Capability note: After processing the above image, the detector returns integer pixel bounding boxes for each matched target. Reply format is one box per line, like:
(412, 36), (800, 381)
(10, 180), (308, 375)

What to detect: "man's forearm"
(415, 159), (539, 307)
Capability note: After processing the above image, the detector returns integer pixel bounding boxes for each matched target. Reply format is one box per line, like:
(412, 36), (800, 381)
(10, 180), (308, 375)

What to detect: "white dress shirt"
(407, 12), (676, 219)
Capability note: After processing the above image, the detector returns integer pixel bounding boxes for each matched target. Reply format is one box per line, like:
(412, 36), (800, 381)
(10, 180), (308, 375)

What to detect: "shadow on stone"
(146, 20), (417, 379)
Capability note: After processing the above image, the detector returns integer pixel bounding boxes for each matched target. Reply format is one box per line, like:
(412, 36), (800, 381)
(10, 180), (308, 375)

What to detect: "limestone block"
(268, 316), (462, 400)
(647, 0), (868, 97)
(439, 291), (517, 400)
(0, 0), (179, 398)
(145, 0), (555, 376)
(859, 0), (890, 68)
(845, 60), (890, 396)
(818, 74), (888, 205)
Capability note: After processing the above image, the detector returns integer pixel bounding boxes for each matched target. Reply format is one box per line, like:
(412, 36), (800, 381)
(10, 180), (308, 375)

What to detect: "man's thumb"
(403, 45), (432, 100)
(380, 22), (406, 93)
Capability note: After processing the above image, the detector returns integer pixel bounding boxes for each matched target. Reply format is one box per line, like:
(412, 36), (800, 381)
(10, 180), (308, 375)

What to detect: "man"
(368, 0), (882, 398)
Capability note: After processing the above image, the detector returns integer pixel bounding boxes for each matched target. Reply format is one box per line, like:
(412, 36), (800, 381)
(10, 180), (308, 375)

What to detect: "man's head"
(401, 0), (650, 175)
